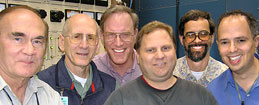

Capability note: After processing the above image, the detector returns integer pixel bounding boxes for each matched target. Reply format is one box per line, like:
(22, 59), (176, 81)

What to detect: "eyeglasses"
(103, 32), (134, 42)
(66, 33), (98, 46)
(184, 30), (211, 43)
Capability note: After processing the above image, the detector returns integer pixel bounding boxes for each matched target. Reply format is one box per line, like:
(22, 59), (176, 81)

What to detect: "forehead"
(104, 12), (134, 32)
(141, 29), (173, 47)
(68, 17), (97, 34)
(218, 16), (251, 39)
(0, 9), (46, 36)
(184, 18), (210, 32)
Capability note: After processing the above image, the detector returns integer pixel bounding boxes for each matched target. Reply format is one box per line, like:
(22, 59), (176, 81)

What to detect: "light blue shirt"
(207, 53), (259, 105)
(0, 76), (64, 105)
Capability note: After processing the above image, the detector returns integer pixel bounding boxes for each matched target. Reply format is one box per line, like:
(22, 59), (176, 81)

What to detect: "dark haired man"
(174, 10), (228, 87)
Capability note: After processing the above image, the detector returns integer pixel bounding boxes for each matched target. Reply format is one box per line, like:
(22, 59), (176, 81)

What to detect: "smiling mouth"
(77, 53), (88, 56)
(154, 62), (166, 68)
(114, 49), (125, 53)
(228, 55), (241, 64)
(192, 46), (203, 50)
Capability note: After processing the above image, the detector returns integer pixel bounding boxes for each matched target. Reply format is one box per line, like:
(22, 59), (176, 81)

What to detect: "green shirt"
(65, 63), (93, 99)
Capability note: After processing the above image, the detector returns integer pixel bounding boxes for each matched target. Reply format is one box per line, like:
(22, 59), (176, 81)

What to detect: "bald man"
(0, 6), (63, 105)
(38, 14), (117, 105)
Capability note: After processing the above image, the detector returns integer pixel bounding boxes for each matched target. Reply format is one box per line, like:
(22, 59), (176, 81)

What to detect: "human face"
(101, 12), (137, 65)
(0, 9), (47, 79)
(180, 18), (214, 62)
(59, 15), (98, 68)
(137, 29), (177, 82)
(217, 16), (258, 73)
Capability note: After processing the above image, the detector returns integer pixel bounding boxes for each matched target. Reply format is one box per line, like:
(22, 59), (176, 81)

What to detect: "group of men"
(0, 4), (258, 105)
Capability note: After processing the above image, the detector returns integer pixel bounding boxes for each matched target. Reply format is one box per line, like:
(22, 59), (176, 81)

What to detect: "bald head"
(62, 14), (98, 36)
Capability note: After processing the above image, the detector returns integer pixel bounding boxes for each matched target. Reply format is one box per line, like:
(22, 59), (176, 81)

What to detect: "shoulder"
(207, 69), (231, 95)
(32, 77), (63, 104)
(209, 57), (228, 69)
(32, 77), (60, 97)
(93, 52), (107, 62)
(37, 65), (57, 80)
(37, 65), (56, 79)
(173, 56), (187, 76)
(176, 78), (218, 104)
(176, 78), (212, 95)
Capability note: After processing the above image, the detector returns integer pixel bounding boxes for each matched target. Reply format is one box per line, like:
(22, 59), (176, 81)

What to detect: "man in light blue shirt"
(207, 10), (259, 105)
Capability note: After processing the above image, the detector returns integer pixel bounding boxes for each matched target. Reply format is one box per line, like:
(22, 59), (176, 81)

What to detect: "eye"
(72, 35), (81, 39)
(162, 46), (171, 51)
(200, 31), (209, 36)
(146, 48), (155, 53)
(14, 37), (21, 41)
(33, 39), (44, 44)
(185, 32), (195, 38)
(88, 35), (96, 40)
(14, 37), (24, 44)
(237, 39), (246, 43)
(219, 41), (229, 45)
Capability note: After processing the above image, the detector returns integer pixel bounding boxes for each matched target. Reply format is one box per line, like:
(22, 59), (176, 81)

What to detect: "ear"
(136, 51), (140, 65)
(95, 37), (100, 55)
(179, 35), (184, 46)
(100, 29), (105, 46)
(211, 34), (215, 44)
(58, 34), (65, 52)
(133, 29), (138, 43)
(255, 35), (259, 48)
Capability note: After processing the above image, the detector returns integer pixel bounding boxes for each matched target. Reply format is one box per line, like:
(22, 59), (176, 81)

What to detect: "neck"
(65, 59), (90, 78)
(186, 54), (210, 72)
(110, 52), (135, 76)
(143, 76), (177, 90)
(0, 71), (29, 103)
(233, 57), (259, 92)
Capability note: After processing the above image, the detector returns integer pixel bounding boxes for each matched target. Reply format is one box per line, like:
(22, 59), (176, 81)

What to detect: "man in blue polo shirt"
(207, 10), (259, 105)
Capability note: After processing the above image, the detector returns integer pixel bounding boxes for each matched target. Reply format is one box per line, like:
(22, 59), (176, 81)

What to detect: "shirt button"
(247, 94), (250, 96)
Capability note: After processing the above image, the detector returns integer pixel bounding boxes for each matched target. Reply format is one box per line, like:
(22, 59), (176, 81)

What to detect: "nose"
(193, 33), (202, 43)
(23, 41), (35, 56)
(114, 34), (123, 47)
(230, 41), (237, 53)
(79, 36), (89, 49)
(156, 50), (165, 59)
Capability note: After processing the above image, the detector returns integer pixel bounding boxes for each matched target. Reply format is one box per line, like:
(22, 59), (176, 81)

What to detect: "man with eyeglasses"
(0, 6), (63, 105)
(37, 14), (117, 105)
(173, 10), (228, 87)
(93, 5), (142, 86)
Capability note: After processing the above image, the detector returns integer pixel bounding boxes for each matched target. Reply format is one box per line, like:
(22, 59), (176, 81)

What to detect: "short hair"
(0, 5), (49, 41)
(217, 10), (258, 38)
(179, 10), (215, 36)
(135, 21), (176, 52)
(100, 5), (139, 31)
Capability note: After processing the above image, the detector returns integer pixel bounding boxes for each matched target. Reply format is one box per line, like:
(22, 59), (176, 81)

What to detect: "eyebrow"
(12, 32), (46, 40)
(12, 32), (25, 37)
(35, 36), (45, 40)
(218, 36), (248, 41)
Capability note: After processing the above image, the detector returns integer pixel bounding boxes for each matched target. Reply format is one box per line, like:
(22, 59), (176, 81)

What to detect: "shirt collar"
(0, 75), (8, 90)
(105, 50), (138, 74)
(224, 53), (259, 90)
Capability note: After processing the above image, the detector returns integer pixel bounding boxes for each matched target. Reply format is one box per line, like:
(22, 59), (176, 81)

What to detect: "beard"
(184, 43), (208, 62)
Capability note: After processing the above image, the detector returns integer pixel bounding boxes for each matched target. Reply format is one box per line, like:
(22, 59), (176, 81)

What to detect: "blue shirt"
(207, 53), (259, 105)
